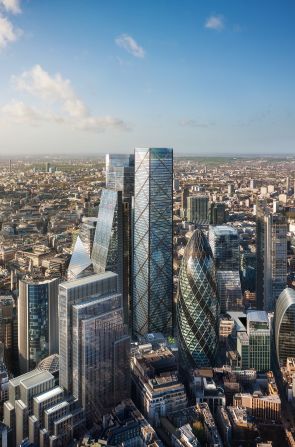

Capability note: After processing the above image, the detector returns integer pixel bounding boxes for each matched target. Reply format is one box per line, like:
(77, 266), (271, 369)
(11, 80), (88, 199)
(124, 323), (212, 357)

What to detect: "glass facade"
(67, 235), (93, 281)
(177, 229), (219, 368)
(209, 225), (240, 271)
(132, 148), (173, 337)
(105, 154), (135, 326)
(91, 189), (123, 294)
(58, 272), (129, 423)
(187, 195), (209, 225)
(18, 278), (59, 373)
(105, 153), (135, 199)
(256, 202), (287, 311)
(275, 288), (295, 366)
(216, 270), (243, 313)
(247, 311), (270, 372)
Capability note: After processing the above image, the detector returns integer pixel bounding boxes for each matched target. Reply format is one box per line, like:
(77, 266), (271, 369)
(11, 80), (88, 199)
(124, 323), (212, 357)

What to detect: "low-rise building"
(131, 344), (187, 426)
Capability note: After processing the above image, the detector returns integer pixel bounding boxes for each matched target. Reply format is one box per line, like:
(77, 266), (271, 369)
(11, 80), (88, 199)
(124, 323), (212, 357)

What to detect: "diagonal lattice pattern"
(177, 229), (220, 369)
(132, 148), (173, 337)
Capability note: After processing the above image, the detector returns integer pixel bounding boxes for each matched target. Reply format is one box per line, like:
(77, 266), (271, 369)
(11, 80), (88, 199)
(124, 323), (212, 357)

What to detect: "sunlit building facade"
(132, 147), (173, 337)
(186, 195), (209, 225)
(275, 288), (295, 366)
(105, 153), (135, 199)
(58, 272), (130, 422)
(177, 229), (219, 368)
(91, 189), (124, 294)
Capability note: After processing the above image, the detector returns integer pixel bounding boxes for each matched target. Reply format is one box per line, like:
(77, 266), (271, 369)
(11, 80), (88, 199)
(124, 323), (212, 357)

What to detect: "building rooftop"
(59, 271), (117, 290)
(33, 386), (63, 404)
(210, 225), (238, 236)
(247, 310), (269, 323)
(20, 370), (53, 390)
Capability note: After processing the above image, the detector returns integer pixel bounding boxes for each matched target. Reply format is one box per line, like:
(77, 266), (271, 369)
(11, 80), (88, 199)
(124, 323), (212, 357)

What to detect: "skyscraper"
(18, 277), (59, 373)
(209, 202), (226, 225)
(132, 147), (173, 337)
(209, 225), (240, 271)
(177, 229), (219, 369)
(256, 202), (287, 310)
(275, 288), (295, 366)
(105, 153), (135, 199)
(247, 310), (270, 372)
(58, 272), (130, 421)
(187, 195), (209, 225)
(105, 153), (135, 326)
(91, 189), (124, 295)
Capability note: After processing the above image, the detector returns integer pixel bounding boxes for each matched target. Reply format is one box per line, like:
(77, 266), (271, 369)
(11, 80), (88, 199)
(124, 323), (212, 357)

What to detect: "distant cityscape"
(0, 152), (294, 446)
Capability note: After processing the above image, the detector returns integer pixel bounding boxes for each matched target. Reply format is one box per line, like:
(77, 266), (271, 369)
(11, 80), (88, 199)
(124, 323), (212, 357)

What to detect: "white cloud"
(13, 65), (88, 118)
(0, 14), (20, 48)
(0, 0), (21, 14)
(1, 100), (64, 124)
(2, 65), (129, 132)
(115, 33), (145, 58)
(205, 15), (224, 31)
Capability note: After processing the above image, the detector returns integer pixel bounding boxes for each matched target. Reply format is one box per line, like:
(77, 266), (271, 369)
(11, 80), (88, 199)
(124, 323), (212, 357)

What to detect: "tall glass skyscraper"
(91, 189), (124, 295)
(18, 277), (59, 373)
(275, 288), (295, 366)
(256, 202), (287, 311)
(177, 229), (219, 368)
(105, 153), (135, 326)
(105, 153), (135, 199)
(58, 272), (130, 422)
(208, 225), (240, 271)
(132, 148), (173, 337)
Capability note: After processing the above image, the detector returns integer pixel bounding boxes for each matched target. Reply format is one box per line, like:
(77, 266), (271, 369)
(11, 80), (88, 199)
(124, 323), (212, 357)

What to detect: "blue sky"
(0, 0), (294, 155)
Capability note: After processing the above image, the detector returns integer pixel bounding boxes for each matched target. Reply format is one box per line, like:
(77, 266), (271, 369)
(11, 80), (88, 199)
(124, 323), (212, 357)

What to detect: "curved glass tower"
(275, 288), (295, 366)
(177, 229), (219, 368)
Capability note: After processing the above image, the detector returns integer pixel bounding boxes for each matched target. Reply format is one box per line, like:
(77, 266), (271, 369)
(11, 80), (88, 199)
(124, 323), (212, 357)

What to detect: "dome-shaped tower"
(177, 229), (219, 369)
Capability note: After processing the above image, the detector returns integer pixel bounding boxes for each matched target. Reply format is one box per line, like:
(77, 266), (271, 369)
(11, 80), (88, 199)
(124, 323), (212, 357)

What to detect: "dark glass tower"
(132, 148), (173, 337)
(177, 229), (219, 368)
(18, 278), (59, 373)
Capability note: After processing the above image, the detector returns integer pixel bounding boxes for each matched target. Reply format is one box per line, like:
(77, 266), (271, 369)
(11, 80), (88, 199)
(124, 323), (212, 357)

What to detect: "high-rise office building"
(58, 272), (130, 421)
(92, 189), (124, 295)
(177, 229), (219, 368)
(105, 153), (134, 199)
(186, 195), (209, 225)
(216, 271), (243, 313)
(181, 186), (190, 218)
(209, 202), (226, 225)
(229, 310), (271, 372)
(18, 277), (59, 373)
(209, 225), (239, 271)
(105, 153), (135, 326)
(256, 202), (287, 311)
(247, 310), (271, 372)
(228, 184), (234, 196)
(132, 148), (173, 337)
(0, 295), (14, 353)
(275, 288), (295, 366)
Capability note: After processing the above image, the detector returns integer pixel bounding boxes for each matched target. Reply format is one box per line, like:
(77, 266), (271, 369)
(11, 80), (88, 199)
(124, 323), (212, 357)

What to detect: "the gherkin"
(177, 229), (219, 368)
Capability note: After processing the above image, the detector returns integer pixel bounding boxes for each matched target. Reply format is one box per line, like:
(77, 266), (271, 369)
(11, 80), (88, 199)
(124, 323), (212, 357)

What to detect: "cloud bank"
(1, 65), (129, 132)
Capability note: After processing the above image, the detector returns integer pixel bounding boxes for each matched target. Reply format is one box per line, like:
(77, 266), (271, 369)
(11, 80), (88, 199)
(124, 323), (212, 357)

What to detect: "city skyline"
(0, 0), (294, 155)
